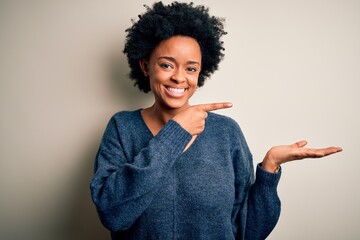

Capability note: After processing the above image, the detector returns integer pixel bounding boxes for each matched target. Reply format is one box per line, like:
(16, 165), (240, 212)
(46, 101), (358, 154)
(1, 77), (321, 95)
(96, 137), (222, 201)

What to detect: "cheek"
(150, 69), (170, 83)
(149, 78), (159, 93)
(148, 74), (166, 92)
(191, 75), (199, 87)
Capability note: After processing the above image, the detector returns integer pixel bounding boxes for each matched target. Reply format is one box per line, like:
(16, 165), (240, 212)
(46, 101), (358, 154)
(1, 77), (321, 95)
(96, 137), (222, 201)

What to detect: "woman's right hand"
(173, 102), (232, 135)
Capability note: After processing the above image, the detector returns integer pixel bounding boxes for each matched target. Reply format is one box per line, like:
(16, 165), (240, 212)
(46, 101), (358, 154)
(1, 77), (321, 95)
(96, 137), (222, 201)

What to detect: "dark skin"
(140, 36), (342, 172)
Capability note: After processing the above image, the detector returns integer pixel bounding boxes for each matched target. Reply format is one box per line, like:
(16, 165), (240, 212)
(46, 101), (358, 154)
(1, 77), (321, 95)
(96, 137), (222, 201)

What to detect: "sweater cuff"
(156, 119), (193, 155)
(255, 163), (281, 188)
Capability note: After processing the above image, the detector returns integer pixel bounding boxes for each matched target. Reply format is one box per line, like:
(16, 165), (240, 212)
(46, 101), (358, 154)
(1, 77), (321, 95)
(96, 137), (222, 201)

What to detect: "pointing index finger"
(195, 102), (233, 112)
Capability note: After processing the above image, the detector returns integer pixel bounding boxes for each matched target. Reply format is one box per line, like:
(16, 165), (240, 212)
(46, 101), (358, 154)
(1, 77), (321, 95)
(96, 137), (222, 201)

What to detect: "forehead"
(150, 36), (202, 62)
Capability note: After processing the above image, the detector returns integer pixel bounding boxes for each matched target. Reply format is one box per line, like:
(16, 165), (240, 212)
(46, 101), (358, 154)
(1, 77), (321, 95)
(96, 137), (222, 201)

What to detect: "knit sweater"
(90, 110), (281, 240)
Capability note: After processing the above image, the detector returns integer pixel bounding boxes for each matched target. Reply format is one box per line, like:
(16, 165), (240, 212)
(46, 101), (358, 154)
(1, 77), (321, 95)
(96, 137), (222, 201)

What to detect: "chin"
(163, 99), (188, 110)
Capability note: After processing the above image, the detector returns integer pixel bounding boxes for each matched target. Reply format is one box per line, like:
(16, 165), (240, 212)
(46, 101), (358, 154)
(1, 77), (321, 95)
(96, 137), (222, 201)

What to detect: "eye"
(186, 66), (198, 73)
(159, 62), (174, 69)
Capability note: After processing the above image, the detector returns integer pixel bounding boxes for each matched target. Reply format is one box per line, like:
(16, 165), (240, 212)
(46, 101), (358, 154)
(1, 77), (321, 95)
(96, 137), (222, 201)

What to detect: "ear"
(139, 59), (149, 77)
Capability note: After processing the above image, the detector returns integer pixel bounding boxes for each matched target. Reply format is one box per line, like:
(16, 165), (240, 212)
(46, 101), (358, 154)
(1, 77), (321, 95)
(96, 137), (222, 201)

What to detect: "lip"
(164, 86), (188, 98)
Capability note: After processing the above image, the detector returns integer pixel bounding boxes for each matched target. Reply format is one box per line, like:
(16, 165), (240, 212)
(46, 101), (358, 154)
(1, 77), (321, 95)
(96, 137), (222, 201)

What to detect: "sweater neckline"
(136, 109), (155, 137)
(135, 109), (201, 155)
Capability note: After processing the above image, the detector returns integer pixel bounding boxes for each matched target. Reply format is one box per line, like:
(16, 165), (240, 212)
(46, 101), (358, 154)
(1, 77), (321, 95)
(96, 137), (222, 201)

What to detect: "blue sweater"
(90, 110), (281, 239)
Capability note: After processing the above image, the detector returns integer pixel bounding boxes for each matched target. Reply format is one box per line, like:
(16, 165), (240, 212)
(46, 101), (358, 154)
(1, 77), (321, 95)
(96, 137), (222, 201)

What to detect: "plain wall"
(0, 0), (359, 239)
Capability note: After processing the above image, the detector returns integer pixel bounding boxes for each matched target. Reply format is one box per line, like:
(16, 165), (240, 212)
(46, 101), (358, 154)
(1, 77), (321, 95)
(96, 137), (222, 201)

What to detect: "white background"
(0, 0), (359, 239)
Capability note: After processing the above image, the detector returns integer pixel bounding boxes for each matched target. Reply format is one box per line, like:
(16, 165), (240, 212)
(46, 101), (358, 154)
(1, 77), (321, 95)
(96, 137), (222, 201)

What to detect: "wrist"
(261, 158), (280, 173)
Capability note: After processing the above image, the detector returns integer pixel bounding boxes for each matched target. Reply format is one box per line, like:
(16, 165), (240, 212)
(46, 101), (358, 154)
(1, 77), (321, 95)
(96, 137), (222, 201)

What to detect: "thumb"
(292, 140), (308, 148)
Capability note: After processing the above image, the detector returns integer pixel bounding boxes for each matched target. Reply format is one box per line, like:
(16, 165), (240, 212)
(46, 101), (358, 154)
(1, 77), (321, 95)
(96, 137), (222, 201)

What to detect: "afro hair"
(123, 1), (227, 93)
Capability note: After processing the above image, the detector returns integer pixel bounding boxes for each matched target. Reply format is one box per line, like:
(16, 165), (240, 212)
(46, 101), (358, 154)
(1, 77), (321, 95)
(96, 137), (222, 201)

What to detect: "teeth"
(167, 87), (185, 93)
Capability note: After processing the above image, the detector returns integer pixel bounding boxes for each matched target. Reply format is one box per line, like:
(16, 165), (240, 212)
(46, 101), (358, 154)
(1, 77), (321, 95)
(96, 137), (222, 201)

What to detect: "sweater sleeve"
(90, 117), (192, 232)
(244, 164), (281, 239)
(231, 127), (281, 240)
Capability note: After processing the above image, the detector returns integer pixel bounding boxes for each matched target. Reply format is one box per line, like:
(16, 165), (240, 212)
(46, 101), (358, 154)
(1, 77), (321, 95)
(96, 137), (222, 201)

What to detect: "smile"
(167, 87), (186, 93)
(165, 86), (187, 97)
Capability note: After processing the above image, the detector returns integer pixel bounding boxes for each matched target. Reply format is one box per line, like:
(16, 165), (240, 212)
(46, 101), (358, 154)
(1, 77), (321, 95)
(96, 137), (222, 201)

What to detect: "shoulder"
(206, 112), (249, 148)
(111, 109), (141, 122)
(103, 109), (141, 134)
(206, 112), (242, 132)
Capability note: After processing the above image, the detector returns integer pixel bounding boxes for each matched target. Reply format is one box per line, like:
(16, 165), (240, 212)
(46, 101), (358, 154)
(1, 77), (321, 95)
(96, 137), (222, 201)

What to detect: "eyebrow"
(157, 56), (201, 65)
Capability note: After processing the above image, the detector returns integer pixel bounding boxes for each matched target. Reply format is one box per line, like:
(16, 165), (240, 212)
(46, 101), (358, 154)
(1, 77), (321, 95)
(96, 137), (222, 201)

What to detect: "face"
(140, 36), (202, 111)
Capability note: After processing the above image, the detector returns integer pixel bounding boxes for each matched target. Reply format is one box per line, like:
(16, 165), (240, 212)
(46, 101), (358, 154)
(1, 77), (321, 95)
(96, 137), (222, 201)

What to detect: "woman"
(90, 2), (342, 239)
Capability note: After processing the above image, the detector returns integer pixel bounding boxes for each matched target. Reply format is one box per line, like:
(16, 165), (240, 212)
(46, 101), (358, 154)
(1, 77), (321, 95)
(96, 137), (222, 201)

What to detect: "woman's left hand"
(261, 140), (343, 173)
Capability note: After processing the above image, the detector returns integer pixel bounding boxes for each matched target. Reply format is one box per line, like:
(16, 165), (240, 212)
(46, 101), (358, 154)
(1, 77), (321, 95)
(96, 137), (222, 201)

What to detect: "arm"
(90, 117), (192, 232)
(234, 139), (342, 239)
(231, 133), (281, 240)
(244, 164), (281, 239)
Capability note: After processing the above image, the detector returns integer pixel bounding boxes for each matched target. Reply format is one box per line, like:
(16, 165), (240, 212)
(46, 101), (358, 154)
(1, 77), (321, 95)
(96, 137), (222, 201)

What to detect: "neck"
(141, 101), (190, 136)
(149, 102), (189, 125)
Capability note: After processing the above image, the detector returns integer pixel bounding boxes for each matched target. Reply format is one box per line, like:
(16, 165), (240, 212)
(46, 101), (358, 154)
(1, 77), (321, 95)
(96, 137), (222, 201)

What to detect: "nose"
(171, 68), (186, 83)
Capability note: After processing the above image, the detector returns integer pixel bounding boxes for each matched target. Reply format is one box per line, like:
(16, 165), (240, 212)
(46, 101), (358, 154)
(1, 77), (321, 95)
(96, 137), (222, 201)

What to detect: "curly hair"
(123, 1), (227, 93)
